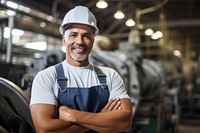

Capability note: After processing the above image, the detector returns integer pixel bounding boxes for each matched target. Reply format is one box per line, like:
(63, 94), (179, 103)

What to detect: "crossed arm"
(30, 98), (132, 133)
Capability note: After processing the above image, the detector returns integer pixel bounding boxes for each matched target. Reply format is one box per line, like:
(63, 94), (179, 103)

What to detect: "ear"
(91, 37), (95, 46)
(62, 36), (66, 46)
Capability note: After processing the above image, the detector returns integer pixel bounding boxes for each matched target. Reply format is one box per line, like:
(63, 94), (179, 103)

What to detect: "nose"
(76, 34), (84, 45)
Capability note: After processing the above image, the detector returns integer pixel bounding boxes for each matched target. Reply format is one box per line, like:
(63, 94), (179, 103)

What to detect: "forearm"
(34, 119), (88, 133)
(73, 109), (132, 133)
(30, 104), (89, 133)
(60, 98), (132, 133)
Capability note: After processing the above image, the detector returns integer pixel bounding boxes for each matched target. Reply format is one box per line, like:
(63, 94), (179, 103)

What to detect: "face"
(62, 24), (94, 65)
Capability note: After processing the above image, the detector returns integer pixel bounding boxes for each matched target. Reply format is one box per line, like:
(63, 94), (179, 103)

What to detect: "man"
(30, 6), (132, 133)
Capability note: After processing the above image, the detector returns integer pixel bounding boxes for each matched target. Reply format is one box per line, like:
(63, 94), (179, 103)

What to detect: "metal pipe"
(52, 0), (61, 23)
(136, 0), (169, 26)
(129, 0), (168, 44)
(6, 15), (14, 63)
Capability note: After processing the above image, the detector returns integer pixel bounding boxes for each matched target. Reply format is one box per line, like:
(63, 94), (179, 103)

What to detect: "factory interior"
(0, 0), (200, 133)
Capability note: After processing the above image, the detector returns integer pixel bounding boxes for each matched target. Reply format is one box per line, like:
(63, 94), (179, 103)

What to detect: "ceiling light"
(155, 31), (163, 38)
(1, 0), (5, 4)
(173, 50), (182, 57)
(145, 28), (154, 36)
(40, 22), (46, 27)
(125, 18), (135, 27)
(96, 0), (108, 9)
(151, 31), (163, 40)
(138, 24), (144, 30)
(114, 10), (125, 19)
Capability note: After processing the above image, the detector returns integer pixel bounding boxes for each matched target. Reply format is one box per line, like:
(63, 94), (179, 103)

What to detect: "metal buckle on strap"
(101, 83), (108, 89)
(60, 86), (67, 92)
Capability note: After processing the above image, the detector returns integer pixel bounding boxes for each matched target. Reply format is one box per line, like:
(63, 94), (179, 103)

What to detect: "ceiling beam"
(143, 19), (200, 29)
(103, 19), (200, 38)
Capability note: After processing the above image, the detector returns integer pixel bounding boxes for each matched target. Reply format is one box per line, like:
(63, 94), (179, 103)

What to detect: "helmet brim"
(59, 23), (98, 36)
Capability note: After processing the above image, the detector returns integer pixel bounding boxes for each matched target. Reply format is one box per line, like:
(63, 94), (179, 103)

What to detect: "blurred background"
(0, 0), (200, 133)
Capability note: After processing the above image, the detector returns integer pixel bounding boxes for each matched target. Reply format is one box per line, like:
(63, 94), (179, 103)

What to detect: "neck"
(66, 57), (89, 67)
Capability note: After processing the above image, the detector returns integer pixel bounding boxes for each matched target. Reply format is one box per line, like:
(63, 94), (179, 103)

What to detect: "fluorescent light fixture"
(114, 10), (125, 19)
(4, 27), (24, 38)
(125, 18), (135, 27)
(3, 27), (10, 38)
(34, 53), (43, 58)
(6, 1), (18, 9)
(18, 5), (31, 13)
(145, 28), (154, 36)
(12, 29), (24, 36)
(96, 0), (108, 9)
(24, 42), (47, 51)
(6, 9), (16, 16)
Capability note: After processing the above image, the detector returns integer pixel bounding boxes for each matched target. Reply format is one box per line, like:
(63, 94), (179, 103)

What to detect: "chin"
(71, 54), (88, 62)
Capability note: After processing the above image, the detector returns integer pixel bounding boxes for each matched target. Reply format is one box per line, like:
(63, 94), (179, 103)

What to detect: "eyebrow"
(69, 31), (93, 36)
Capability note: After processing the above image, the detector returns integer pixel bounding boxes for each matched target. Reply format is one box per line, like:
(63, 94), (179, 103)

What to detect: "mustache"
(71, 43), (88, 50)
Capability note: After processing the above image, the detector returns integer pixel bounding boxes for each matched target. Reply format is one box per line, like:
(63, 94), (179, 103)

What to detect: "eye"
(69, 33), (77, 37)
(83, 34), (92, 40)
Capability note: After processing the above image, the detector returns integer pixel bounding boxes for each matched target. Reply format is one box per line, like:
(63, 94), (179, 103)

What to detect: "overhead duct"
(129, 0), (169, 44)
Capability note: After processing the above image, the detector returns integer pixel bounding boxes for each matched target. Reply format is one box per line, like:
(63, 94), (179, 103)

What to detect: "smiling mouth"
(73, 47), (85, 53)
(71, 45), (87, 53)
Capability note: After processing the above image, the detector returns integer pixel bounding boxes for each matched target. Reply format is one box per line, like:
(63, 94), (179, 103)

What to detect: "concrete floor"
(177, 118), (200, 133)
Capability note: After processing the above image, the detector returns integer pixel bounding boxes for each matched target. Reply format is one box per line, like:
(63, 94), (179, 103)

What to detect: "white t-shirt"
(30, 60), (130, 106)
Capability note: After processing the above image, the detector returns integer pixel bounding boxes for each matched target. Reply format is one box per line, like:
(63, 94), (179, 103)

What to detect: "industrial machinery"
(91, 39), (177, 133)
(0, 77), (35, 133)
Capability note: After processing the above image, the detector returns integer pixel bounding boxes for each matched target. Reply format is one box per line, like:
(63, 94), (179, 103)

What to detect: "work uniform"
(56, 62), (109, 113)
(30, 60), (130, 132)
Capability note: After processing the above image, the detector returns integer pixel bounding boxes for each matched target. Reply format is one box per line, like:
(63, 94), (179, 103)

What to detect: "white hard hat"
(59, 6), (99, 35)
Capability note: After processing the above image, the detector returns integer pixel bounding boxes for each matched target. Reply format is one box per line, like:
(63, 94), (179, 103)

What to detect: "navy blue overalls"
(55, 63), (110, 133)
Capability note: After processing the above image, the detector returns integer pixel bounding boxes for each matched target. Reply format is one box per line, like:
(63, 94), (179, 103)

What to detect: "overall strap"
(55, 63), (68, 92)
(93, 65), (107, 88)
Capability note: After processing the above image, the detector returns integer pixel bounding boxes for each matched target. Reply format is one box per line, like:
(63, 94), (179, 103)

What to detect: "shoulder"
(95, 65), (119, 78)
(95, 65), (115, 72)
(38, 66), (56, 76)
(34, 65), (57, 83)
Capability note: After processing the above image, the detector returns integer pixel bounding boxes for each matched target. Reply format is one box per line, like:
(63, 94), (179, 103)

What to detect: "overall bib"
(55, 63), (110, 133)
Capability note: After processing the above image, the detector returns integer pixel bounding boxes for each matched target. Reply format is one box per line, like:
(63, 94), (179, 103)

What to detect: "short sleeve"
(29, 67), (58, 106)
(101, 67), (130, 100)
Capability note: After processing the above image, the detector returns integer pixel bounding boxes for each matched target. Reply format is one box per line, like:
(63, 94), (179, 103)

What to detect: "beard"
(70, 43), (89, 61)
(70, 53), (88, 61)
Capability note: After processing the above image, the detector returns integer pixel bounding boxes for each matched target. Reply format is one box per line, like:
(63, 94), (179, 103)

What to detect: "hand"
(59, 106), (74, 122)
(101, 98), (122, 112)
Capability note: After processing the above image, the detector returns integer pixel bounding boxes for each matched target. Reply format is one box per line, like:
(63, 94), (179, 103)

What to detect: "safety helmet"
(59, 6), (99, 35)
